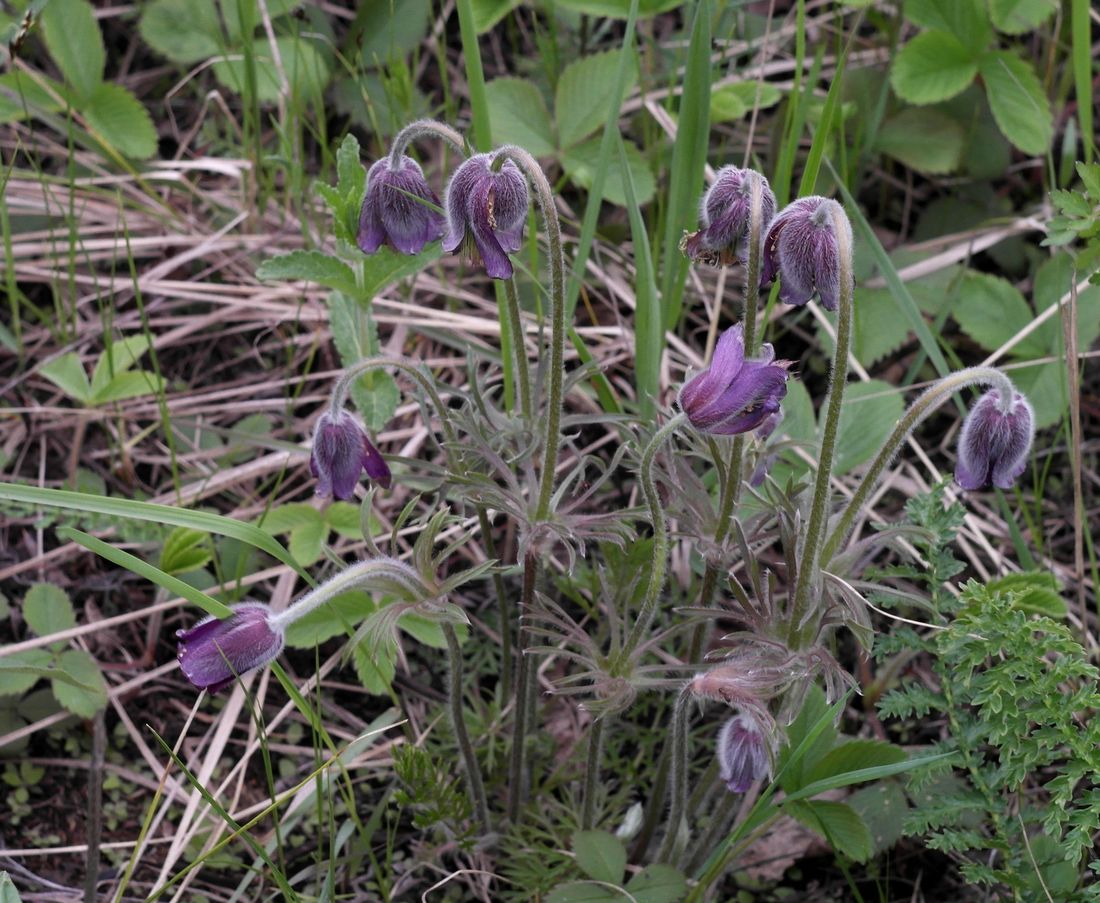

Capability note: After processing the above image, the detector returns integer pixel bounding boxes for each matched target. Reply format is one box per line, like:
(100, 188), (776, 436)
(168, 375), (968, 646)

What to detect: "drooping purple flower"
(682, 167), (777, 266)
(357, 155), (445, 256)
(442, 152), (529, 279)
(955, 388), (1034, 491)
(717, 713), (772, 793)
(176, 602), (284, 693)
(761, 196), (853, 311)
(678, 323), (792, 435)
(310, 409), (392, 500)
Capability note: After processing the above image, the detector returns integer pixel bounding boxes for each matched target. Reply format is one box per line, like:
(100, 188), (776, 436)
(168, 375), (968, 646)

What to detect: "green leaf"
(556, 48), (639, 148)
(352, 636), (396, 695)
(784, 799), (873, 862)
(40, 0), (104, 100)
(978, 51), (1052, 155)
(553, 0), (680, 15)
(359, 0), (432, 65)
(561, 136), (654, 207)
(359, 243), (444, 302)
(875, 107), (966, 174)
(623, 864), (688, 903)
(988, 0), (1057, 34)
(485, 77), (555, 156)
(0, 650), (54, 696)
(986, 571), (1066, 618)
(0, 870), (26, 903)
(23, 583), (76, 639)
(1032, 253), (1100, 353)
(573, 830), (626, 884)
(335, 132), (367, 243)
(398, 612), (467, 649)
(90, 335), (151, 395)
(327, 293), (399, 431)
(91, 371), (165, 404)
(289, 519), (326, 567)
(0, 72), (65, 123)
(847, 287), (913, 367)
(51, 649), (108, 716)
(39, 353), (91, 402)
(848, 781), (909, 854)
(546, 884), (618, 903)
(471, 0), (522, 32)
(903, 0), (991, 52)
(890, 31), (979, 105)
(256, 251), (359, 295)
(779, 685), (836, 792)
(952, 271), (1045, 357)
(805, 740), (907, 787)
(284, 590), (376, 647)
(213, 37), (330, 104)
(159, 527), (212, 575)
(709, 81), (782, 122)
(139, 0), (223, 64)
(83, 82), (159, 159)
(325, 501), (365, 539)
(257, 503), (323, 535)
(833, 380), (905, 476)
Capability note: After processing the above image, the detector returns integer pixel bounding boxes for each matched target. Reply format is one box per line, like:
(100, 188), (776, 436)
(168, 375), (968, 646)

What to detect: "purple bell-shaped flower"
(955, 388), (1034, 491)
(717, 713), (772, 793)
(357, 155), (445, 256)
(761, 196), (853, 312)
(442, 152), (529, 279)
(176, 602), (284, 693)
(310, 409), (392, 500)
(683, 166), (776, 266)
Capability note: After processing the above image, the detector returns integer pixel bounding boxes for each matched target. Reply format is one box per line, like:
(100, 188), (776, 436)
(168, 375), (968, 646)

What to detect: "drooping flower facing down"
(679, 323), (792, 435)
(357, 155), (445, 255)
(442, 152), (529, 279)
(761, 196), (853, 311)
(177, 603), (284, 693)
(311, 409), (392, 500)
(717, 713), (772, 793)
(682, 166), (777, 266)
(955, 388), (1034, 491)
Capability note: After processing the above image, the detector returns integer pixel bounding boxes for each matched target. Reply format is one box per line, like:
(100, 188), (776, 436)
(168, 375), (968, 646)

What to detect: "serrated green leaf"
(556, 48), (638, 148)
(352, 636), (396, 695)
(289, 519), (326, 566)
(51, 649), (108, 717)
(256, 502), (323, 535)
(213, 36), (330, 104)
(139, 0), (223, 64)
(398, 612), (467, 649)
(485, 77), (555, 156)
(546, 884), (619, 903)
(0, 71), (65, 123)
(1077, 161), (1100, 198)
(257, 250), (359, 295)
(875, 107), (965, 174)
(325, 501), (364, 539)
(785, 799), (873, 862)
(709, 81), (782, 122)
(40, 0), (104, 100)
(23, 583), (75, 640)
(0, 650), (54, 696)
(359, 243), (444, 301)
(39, 353), (91, 403)
(327, 293), (399, 430)
(979, 51), (1052, 156)
(805, 740), (907, 787)
(986, 571), (1066, 618)
(903, 0), (991, 51)
(91, 371), (164, 404)
(833, 380), (905, 476)
(284, 590), (376, 647)
(359, 0), (431, 65)
(890, 31), (979, 105)
(952, 271), (1045, 357)
(83, 82), (159, 159)
(623, 864), (688, 903)
(573, 830), (626, 884)
(561, 136), (654, 206)
(336, 133), (366, 238)
(848, 781), (909, 854)
(159, 527), (213, 575)
(988, 0), (1056, 34)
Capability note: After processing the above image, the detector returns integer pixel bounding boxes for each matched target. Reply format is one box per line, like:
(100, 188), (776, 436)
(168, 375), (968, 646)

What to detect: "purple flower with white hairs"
(955, 388), (1034, 491)
(310, 409), (391, 500)
(442, 152), (529, 279)
(678, 324), (792, 435)
(357, 155), (445, 255)
(717, 713), (772, 793)
(683, 166), (777, 266)
(176, 603), (284, 693)
(761, 196), (853, 311)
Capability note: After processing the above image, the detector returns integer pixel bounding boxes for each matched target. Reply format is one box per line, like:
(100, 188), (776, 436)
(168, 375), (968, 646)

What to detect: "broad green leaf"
(1032, 253), (1100, 353)
(0, 870), (25, 902)
(23, 583), (75, 640)
(833, 380), (905, 476)
(40, 0), (104, 100)
(256, 251), (359, 295)
(804, 739), (907, 787)
(952, 271), (1044, 357)
(256, 503), (323, 535)
(553, 0), (680, 15)
(546, 884), (618, 903)
(325, 501), (364, 539)
(848, 287), (913, 367)
(471, 0), (522, 32)
(561, 136), (654, 206)
(39, 353), (91, 402)
(988, 0), (1056, 34)
(83, 82), (159, 159)
(485, 77), (555, 156)
(779, 685), (836, 792)
(623, 864), (688, 903)
(289, 519), (326, 567)
(327, 293), (399, 430)
(91, 370), (164, 404)
(875, 107), (965, 174)
(890, 31), (978, 105)
(709, 81), (782, 122)
(284, 591), (376, 647)
(352, 636), (397, 694)
(335, 132), (367, 243)
(90, 335), (151, 395)
(903, 0), (991, 52)
(159, 527), (213, 575)
(139, 0), (223, 64)
(359, 0), (432, 65)
(213, 37), (330, 104)
(849, 781), (909, 854)
(784, 799), (873, 862)
(986, 571), (1066, 618)
(0, 72), (65, 123)
(979, 51), (1052, 155)
(785, 753), (953, 802)
(51, 649), (108, 717)
(359, 243), (444, 302)
(573, 830), (626, 884)
(398, 612), (467, 649)
(556, 48), (639, 148)
(0, 650), (53, 696)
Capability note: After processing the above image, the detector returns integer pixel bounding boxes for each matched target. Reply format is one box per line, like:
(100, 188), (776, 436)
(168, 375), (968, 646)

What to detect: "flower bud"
(357, 155), (445, 255)
(717, 713), (772, 793)
(176, 602), (284, 693)
(442, 152), (529, 279)
(955, 388), (1034, 491)
(678, 323), (792, 435)
(761, 196), (853, 311)
(310, 409), (392, 500)
(682, 166), (776, 266)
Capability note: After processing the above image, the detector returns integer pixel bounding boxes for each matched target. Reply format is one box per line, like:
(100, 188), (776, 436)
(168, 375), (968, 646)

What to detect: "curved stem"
(492, 145), (567, 522)
(657, 691), (691, 862)
(581, 715), (607, 830)
(820, 366), (1015, 565)
(388, 118), (467, 167)
(443, 623), (491, 833)
(504, 276), (532, 415)
(787, 206), (854, 649)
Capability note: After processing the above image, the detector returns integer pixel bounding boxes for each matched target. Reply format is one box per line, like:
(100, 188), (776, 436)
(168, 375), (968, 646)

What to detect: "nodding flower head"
(761, 196), (853, 312)
(955, 388), (1034, 491)
(357, 155), (445, 256)
(682, 167), (776, 266)
(176, 602), (284, 693)
(442, 152), (529, 279)
(310, 409), (391, 500)
(678, 323), (792, 435)
(717, 712), (773, 793)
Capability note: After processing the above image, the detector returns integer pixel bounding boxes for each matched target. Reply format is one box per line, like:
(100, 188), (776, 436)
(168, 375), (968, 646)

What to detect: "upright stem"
(657, 691), (691, 862)
(507, 551), (540, 822)
(504, 276), (532, 415)
(741, 175), (765, 356)
(443, 623), (491, 833)
(388, 119), (467, 165)
(492, 145), (567, 521)
(820, 366), (1016, 564)
(477, 508), (514, 699)
(787, 206), (854, 648)
(581, 716), (607, 830)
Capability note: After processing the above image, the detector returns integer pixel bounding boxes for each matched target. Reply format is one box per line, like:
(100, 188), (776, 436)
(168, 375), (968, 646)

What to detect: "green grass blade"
(660, 0), (711, 330)
(1071, 0), (1094, 164)
(782, 752), (953, 803)
(773, 0), (814, 206)
(456, 0), (491, 150)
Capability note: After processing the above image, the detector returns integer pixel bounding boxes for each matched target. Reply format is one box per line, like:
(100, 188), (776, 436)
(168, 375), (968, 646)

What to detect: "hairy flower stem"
(387, 118), (467, 166)
(581, 716), (607, 830)
(507, 551), (539, 822)
(657, 691), (691, 862)
(492, 146), (567, 522)
(443, 623), (491, 833)
(787, 206), (854, 650)
(476, 507), (514, 699)
(504, 276), (532, 415)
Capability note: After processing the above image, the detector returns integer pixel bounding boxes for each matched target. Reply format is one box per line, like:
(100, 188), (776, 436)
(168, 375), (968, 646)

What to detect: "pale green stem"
(787, 205), (855, 649)
(504, 276), (532, 415)
(443, 623), (491, 833)
(388, 118), (467, 166)
(657, 690), (691, 862)
(581, 716), (607, 830)
(820, 366), (1016, 565)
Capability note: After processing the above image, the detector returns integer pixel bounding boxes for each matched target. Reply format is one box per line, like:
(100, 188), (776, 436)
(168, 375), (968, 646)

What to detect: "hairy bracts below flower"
(442, 152), (529, 279)
(311, 409), (391, 500)
(682, 166), (776, 267)
(176, 602), (284, 693)
(357, 155), (444, 256)
(955, 388), (1034, 491)
(678, 323), (792, 435)
(761, 196), (853, 311)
